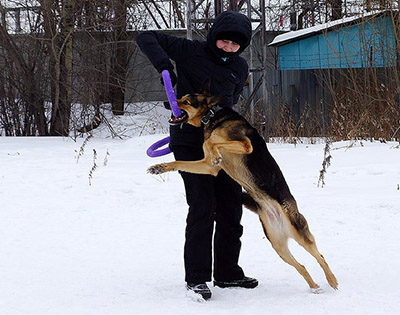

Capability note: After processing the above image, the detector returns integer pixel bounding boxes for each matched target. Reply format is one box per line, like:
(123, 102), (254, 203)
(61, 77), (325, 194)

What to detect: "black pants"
(172, 145), (245, 283)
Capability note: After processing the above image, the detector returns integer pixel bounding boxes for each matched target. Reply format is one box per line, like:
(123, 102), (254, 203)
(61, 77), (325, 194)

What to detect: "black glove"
(163, 101), (171, 110)
(160, 68), (177, 87)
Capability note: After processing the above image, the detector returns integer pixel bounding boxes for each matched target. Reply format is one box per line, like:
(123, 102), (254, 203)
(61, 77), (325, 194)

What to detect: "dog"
(148, 80), (338, 292)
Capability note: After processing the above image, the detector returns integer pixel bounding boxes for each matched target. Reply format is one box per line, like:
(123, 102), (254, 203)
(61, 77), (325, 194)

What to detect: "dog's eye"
(183, 100), (190, 105)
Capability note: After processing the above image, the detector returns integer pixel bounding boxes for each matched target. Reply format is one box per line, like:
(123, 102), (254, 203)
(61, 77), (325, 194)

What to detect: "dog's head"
(169, 79), (221, 127)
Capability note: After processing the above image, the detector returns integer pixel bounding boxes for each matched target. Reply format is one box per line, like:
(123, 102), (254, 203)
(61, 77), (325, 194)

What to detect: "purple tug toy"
(146, 70), (182, 157)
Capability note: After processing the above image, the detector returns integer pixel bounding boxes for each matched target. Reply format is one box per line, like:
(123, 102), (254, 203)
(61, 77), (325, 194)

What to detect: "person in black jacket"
(136, 11), (257, 300)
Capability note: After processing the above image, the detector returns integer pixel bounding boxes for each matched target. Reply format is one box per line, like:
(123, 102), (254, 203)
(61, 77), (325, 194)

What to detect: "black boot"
(214, 276), (258, 289)
(186, 282), (212, 300)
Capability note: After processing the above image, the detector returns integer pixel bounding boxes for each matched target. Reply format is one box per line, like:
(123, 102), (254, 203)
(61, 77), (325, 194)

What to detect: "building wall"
(279, 16), (396, 70)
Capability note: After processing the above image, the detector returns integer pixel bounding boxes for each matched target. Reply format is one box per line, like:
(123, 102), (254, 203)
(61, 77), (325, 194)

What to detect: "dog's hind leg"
(258, 209), (320, 291)
(292, 232), (338, 290)
(282, 200), (338, 290)
(271, 239), (320, 290)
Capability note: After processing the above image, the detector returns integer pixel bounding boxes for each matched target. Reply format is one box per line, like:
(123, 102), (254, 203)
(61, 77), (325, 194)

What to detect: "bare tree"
(109, 0), (128, 115)
(39, 0), (77, 136)
(0, 0), (137, 136)
(0, 3), (47, 136)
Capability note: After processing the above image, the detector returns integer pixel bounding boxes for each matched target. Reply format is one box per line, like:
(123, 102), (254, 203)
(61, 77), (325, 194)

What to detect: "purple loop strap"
(146, 136), (172, 157)
(146, 70), (181, 157)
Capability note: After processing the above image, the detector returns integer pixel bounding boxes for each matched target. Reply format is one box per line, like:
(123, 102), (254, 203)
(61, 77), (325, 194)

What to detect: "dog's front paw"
(147, 164), (168, 175)
(212, 156), (222, 167)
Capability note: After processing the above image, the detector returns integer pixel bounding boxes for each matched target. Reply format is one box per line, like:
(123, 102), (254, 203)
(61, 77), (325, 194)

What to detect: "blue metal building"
(269, 11), (398, 70)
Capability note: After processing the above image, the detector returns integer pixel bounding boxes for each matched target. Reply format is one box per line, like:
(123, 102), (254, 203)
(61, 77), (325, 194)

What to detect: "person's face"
(216, 39), (240, 53)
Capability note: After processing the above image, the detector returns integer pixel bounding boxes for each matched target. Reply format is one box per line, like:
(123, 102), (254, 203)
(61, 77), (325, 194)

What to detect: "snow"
(269, 10), (390, 47)
(1, 106), (400, 315)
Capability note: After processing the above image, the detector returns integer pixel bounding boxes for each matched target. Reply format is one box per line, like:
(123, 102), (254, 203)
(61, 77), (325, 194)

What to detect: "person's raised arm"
(136, 31), (194, 73)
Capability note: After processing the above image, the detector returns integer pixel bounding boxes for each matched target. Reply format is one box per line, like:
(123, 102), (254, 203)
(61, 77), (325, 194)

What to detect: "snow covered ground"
(1, 106), (399, 315)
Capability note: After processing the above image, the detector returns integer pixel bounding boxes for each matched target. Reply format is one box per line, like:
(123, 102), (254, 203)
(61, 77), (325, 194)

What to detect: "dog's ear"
(200, 78), (211, 95)
(206, 95), (221, 107)
(200, 78), (220, 106)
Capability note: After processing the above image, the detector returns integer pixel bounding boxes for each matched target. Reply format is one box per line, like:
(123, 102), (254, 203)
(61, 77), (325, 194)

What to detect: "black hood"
(206, 11), (252, 62)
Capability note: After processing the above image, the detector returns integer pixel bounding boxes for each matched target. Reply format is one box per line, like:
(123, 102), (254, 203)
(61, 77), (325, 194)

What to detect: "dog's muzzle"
(168, 110), (188, 125)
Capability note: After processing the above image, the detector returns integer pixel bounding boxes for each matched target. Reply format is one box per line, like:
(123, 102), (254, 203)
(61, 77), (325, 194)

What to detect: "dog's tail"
(242, 192), (260, 214)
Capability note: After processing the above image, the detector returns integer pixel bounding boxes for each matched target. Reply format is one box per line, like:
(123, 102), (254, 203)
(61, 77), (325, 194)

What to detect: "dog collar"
(201, 106), (223, 126)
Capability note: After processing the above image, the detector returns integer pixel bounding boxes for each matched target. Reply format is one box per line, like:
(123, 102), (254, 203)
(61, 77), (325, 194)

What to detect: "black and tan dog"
(148, 80), (338, 292)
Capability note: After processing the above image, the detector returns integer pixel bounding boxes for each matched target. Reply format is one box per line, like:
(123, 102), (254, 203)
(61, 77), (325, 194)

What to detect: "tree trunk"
(109, 0), (127, 115)
(50, 0), (75, 136)
(40, 0), (75, 136)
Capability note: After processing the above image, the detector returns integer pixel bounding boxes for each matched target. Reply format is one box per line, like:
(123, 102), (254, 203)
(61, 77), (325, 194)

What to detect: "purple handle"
(162, 70), (182, 117)
(146, 136), (172, 157)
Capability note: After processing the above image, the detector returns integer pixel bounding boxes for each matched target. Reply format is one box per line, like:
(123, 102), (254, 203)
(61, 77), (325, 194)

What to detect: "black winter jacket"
(136, 11), (252, 147)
